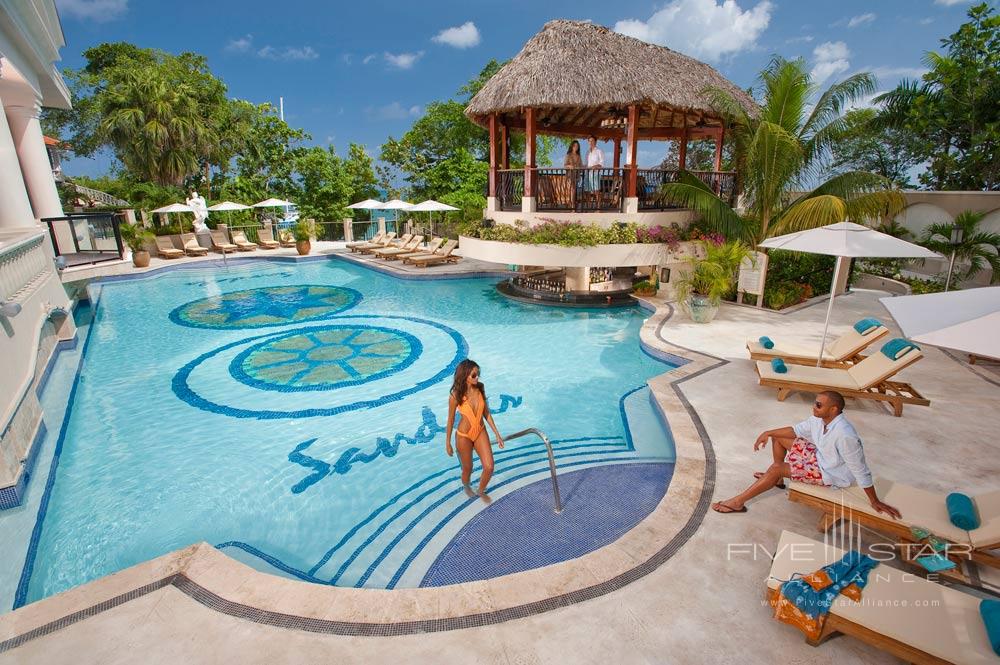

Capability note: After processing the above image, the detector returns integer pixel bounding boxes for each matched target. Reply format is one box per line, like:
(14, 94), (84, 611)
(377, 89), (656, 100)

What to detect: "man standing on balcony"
(585, 136), (605, 200)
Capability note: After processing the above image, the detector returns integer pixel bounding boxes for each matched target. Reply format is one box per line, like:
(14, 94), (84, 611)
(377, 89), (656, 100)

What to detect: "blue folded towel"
(759, 336), (774, 349)
(854, 317), (882, 334)
(880, 338), (920, 360)
(771, 358), (788, 374)
(982, 599), (1000, 656)
(947, 492), (980, 530)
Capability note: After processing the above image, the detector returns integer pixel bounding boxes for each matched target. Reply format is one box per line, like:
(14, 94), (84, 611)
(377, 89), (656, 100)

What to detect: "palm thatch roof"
(466, 20), (757, 135)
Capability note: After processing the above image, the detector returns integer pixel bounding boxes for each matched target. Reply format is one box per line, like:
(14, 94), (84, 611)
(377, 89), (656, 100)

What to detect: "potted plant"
(120, 222), (154, 268)
(632, 280), (658, 297)
(675, 240), (753, 323)
(293, 218), (317, 256)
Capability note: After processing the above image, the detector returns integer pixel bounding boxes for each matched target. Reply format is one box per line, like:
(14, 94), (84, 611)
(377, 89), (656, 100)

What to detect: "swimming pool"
(5, 257), (676, 607)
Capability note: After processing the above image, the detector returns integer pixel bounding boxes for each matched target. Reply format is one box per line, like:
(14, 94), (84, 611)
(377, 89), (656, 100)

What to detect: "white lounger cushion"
(755, 361), (860, 390)
(768, 530), (997, 664)
(970, 489), (1000, 548)
(747, 326), (889, 362)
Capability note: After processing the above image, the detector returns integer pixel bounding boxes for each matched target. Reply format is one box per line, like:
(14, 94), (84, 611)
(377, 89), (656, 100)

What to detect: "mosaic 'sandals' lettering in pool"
(13, 259), (676, 605)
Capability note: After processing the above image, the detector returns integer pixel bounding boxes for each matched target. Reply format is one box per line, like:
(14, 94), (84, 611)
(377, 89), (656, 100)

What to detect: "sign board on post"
(737, 251), (768, 300)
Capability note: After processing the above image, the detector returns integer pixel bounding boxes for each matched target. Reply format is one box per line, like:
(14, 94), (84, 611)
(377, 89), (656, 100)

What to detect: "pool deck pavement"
(3, 252), (999, 664)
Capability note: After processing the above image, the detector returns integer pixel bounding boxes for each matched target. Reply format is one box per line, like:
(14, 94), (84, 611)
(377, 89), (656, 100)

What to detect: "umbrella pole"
(817, 258), (844, 367)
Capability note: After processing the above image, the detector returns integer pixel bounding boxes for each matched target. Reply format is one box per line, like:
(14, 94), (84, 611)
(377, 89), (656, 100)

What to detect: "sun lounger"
(373, 235), (423, 258)
(789, 479), (1000, 577)
(755, 341), (928, 416)
(180, 234), (208, 257)
(256, 228), (280, 249)
(747, 323), (890, 367)
(210, 230), (238, 254)
(231, 230), (258, 251)
(403, 239), (460, 267)
(396, 237), (444, 261)
(346, 231), (385, 249)
(766, 530), (997, 663)
(351, 232), (397, 253)
(154, 235), (183, 259)
(277, 229), (296, 248)
(359, 233), (411, 255)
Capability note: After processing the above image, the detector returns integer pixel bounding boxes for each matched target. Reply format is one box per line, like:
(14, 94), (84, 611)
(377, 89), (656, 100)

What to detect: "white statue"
(187, 190), (210, 233)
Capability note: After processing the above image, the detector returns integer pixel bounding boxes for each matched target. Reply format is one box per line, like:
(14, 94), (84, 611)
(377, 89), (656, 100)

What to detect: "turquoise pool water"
(11, 257), (676, 604)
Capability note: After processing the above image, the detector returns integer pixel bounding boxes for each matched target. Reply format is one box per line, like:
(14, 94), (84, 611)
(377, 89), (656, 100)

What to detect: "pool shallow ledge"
(0, 290), (719, 641)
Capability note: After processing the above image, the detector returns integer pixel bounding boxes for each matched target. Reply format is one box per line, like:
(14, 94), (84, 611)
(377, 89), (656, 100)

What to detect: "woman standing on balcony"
(564, 140), (583, 169)
(563, 141), (583, 206)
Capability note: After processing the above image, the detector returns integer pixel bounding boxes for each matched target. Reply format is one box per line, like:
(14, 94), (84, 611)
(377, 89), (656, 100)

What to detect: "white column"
(0, 95), (36, 229)
(5, 103), (64, 220)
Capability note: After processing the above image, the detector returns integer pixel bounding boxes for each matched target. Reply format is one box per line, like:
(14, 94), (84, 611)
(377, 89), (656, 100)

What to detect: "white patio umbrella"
(346, 198), (384, 210)
(380, 199), (412, 210)
(252, 198), (295, 208)
(759, 222), (940, 366)
(880, 287), (1000, 360)
(406, 200), (459, 235)
(150, 202), (194, 233)
(207, 201), (251, 227)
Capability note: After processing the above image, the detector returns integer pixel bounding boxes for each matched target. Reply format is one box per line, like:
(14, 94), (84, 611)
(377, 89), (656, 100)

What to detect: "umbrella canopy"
(758, 222), (939, 259)
(252, 198), (295, 208)
(758, 222), (940, 366)
(151, 203), (194, 214)
(406, 200), (459, 212)
(346, 199), (384, 209)
(381, 199), (412, 210)
(880, 287), (1000, 359)
(207, 201), (251, 211)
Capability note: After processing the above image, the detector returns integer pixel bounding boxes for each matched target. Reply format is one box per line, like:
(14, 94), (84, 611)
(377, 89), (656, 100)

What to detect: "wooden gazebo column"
(488, 113), (497, 199)
(524, 107), (536, 212)
(501, 123), (509, 169)
(613, 138), (622, 169)
(713, 125), (724, 172)
(626, 105), (639, 208)
(678, 126), (689, 171)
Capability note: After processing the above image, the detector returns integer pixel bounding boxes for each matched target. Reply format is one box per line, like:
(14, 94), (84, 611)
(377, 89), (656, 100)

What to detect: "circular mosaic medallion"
(230, 325), (422, 392)
(169, 285), (360, 329)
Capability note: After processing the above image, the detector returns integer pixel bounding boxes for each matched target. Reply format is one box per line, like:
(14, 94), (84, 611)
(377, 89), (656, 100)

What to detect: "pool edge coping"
(0, 273), (722, 644)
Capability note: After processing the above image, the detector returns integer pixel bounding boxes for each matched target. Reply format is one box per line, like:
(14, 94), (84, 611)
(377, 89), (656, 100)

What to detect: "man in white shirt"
(711, 391), (901, 517)
(584, 135), (605, 195)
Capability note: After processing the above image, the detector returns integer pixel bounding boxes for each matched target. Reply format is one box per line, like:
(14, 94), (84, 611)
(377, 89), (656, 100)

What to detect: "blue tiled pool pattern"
(421, 462), (673, 586)
(6, 258), (678, 605)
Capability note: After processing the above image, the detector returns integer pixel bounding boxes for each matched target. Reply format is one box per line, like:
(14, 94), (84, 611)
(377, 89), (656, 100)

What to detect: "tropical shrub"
(675, 240), (755, 305)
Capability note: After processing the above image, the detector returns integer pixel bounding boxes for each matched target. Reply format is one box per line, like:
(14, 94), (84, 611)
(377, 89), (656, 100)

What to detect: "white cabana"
(150, 203), (195, 233)
(880, 287), (1000, 360)
(759, 222), (939, 366)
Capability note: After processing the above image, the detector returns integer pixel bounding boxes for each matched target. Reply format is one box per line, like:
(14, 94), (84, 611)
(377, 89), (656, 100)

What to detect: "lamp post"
(944, 224), (964, 292)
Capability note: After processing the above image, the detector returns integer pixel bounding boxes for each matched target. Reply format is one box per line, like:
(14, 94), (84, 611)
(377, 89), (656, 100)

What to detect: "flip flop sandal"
(754, 472), (786, 489)
(712, 502), (748, 514)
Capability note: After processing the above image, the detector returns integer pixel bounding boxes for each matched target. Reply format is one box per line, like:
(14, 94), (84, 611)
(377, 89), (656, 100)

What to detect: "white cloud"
(432, 21), (481, 48)
(919, 17), (934, 25)
(373, 102), (423, 120)
(786, 35), (813, 44)
(614, 0), (773, 61)
(934, 0), (970, 5)
(847, 13), (876, 28)
(226, 34), (253, 53)
(384, 51), (424, 70)
(56, 0), (127, 22)
(257, 45), (319, 61)
(811, 41), (850, 85)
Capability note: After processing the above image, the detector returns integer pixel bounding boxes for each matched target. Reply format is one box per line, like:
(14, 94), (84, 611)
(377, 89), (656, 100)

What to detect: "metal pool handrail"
(503, 427), (562, 514)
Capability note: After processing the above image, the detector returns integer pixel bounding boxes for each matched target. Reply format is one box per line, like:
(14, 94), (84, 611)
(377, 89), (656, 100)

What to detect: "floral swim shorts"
(786, 437), (825, 485)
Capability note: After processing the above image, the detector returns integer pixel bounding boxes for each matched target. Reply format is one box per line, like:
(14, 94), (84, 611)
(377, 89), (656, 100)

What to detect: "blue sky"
(54, 0), (978, 177)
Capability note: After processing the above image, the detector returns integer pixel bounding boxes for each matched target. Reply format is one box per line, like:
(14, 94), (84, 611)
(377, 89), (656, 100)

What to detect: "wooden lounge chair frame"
(276, 229), (296, 248)
(230, 230), (258, 251)
(402, 239), (457, 265)
(396, 237), (443, 261)
(789, 484), (1000, 578)
(346, 231), (385, 250)
(747, 327), (890, 368)
(256, 228), (280, 249)
(765, 530), (996, 664)
(352, 232), (397, 253)
(373, 235), (423, 259)
(210, 230), (238, 254)
(154, 236), (183, 259)
(180, 233), (208, 257)
(755, 352), (929, 417)
(405, 242), (460, 267)
(359, 233), (410, 255)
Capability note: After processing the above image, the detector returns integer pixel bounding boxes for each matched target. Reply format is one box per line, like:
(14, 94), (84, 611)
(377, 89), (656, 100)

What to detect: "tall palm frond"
(920, 211), (1000, 282)
(658, 172), (751, 241)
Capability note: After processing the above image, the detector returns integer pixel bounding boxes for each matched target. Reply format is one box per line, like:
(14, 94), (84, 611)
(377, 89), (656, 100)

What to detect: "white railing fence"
(0, 234), (49, 305)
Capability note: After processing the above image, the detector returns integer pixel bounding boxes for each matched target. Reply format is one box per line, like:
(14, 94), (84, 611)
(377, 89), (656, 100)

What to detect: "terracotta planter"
(132, 250), (150, 268)
(686, 294), (719, 323)
(295, 240), (311, 256)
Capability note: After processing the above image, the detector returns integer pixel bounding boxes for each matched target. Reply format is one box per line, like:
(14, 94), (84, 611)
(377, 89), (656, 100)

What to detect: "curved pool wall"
(0, 257), (677, 609)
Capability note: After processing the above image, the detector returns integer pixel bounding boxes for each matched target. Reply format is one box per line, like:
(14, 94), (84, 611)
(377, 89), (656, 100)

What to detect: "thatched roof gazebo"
(466, 20), (757, 216)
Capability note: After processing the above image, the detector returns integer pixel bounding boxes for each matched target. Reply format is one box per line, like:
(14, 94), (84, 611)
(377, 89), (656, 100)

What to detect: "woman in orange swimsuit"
(445, 359), (505, 501)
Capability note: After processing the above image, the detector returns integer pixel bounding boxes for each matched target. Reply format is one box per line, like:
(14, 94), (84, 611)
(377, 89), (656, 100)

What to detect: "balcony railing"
(0, 233), (50, 305)
(637, 169), (738, 210)
(497, 169), (524, 211)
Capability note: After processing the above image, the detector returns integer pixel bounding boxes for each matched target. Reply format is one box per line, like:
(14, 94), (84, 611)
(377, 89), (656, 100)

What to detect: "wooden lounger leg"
(776, 387), (792, 402)
(889, 397), (903, 417)
(817, 512), (841, 533)
(805, 621), (841, 647)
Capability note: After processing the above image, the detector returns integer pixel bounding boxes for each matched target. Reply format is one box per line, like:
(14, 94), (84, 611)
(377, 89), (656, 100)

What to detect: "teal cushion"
(771, 358), (788, 374)
(947, 492), (981, 530)
(981, 599), (1000, 656)
(759, 336), (774, 349)
(880, 338), (920, 360)
(854, 318), (882, 334)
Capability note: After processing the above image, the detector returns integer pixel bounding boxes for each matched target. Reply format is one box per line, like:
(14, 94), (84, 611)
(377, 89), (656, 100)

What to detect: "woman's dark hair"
(566, 140), (581, 155)
(451, 358), (485, 405)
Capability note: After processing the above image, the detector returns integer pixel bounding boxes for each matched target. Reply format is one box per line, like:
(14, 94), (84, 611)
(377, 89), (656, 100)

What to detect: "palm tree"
(920, 210), (1000, 284)
(100, 68), (214, 186)
(660, 57), (905, 287)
